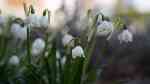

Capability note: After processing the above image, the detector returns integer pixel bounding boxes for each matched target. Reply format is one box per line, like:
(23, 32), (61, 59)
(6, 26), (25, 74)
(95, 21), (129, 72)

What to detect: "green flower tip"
(30, 5), (35, 14)
(43, 9), (50, 16)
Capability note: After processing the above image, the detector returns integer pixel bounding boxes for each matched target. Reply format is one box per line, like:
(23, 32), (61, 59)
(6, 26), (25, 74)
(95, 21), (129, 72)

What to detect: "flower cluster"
(0, 4), (134, 84)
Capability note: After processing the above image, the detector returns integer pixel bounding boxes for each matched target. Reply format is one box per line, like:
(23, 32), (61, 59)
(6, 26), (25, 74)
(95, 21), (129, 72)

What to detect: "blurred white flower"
(118, 29), (133, 43)
(61, 56), (66, 65)
(62, 34), (74, 46)
(40, 16), (49, 28)
(132, 0), (150, 14)
(11, 23), (27, 41)
(64, 0), (76, 21)
(96, 21), (114, 37)
(26, 14), (41, 28)
(72, 45), (85, 59)
(9, 55), (20, 65)
(93, 0), (117, 17)
(31, 38), (45, 56)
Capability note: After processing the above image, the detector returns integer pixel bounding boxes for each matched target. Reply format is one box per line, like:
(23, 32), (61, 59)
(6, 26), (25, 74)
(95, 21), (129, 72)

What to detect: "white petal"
(26, 14), (41, 28)
(72, 46), (84, 59)
(118, 29), (133, 43)
(40, 16), (49, 28)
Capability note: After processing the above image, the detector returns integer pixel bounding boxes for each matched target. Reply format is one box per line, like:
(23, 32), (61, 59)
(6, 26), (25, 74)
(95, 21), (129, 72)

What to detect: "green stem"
(27, 26), (31, 64)
(81, 14), (99, 84)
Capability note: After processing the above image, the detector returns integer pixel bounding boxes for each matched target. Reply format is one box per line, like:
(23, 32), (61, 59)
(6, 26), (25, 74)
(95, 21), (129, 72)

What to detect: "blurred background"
(0, 0), (149, 32)
(0, 0), (150, 16)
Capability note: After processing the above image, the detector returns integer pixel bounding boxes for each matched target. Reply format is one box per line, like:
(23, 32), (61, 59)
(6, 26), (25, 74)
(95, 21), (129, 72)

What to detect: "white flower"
(11, 23), (27, 41)
(40, 16), (49, 28)
(72, 46), (85, 59)
(9, 55), (20, 65)
(31, 38), (45, 56)
(96, 21), (114, 37)
(118, 29), (133, 43)
(62, 34), (74, 46)
(26, 14), (41, 28)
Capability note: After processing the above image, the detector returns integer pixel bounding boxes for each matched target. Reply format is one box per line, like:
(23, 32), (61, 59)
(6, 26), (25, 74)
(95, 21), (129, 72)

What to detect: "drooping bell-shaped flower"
(118, 25), (133, 43)
(11, 21), (27, 41)
(40, 9), (49, 28)
(95, 13), (114, 40)
(9, 55), (20, 66)
(31, 38), (45, 56)
(72, 45), (85, 59)
(62, 33), (74, 46)
(26, 5), (40, 28)
(96, 20), (114, 37)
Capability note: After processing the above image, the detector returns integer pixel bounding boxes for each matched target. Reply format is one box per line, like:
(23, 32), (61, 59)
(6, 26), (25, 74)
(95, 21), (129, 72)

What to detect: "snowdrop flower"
(118, 27), (133, 43)
(31, 38), (46, 56)
(62, 33), (74, 46)
(26, 5), (40, 28)
(72, 45), (85, 59)
(40, 10), (49, 28)
(96, 20), (114, 38)
(40, 16), (49, 28)
(26, 14), (41, 28)
(11, 23), (27, 41)
(9, 55), (20, 65)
